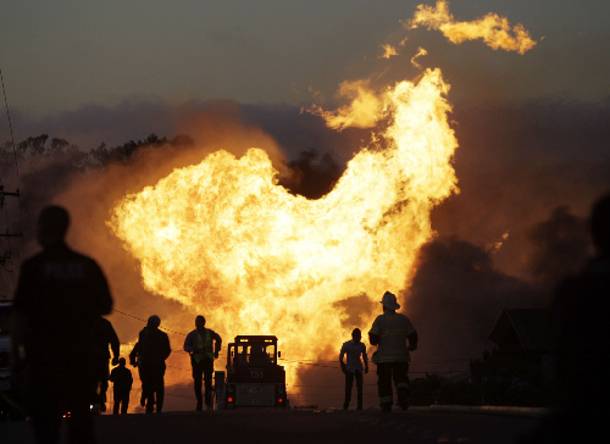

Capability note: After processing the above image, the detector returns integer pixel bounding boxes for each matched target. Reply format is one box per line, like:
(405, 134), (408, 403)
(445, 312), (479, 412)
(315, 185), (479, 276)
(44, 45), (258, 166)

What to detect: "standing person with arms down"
(129, 315), (171, 414)
(183, 315), (222, 411)
(108, 357), (133, 415)
(11, 206), (113, 444)
(368, 291), (418, 413)
(339, 328), (369, 410)
(90, 316), (120, 413)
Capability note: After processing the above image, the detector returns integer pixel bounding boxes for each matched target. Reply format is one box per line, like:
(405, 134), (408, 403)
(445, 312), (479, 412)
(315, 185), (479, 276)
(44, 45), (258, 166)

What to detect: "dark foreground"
(0, 408), (539, 444)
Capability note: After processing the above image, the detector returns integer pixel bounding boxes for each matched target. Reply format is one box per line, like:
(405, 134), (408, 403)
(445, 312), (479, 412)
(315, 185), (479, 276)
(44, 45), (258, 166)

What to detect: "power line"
(279, 358), (338, 369)
(113, 307), (187, 336)
(113, 307), (470, 374)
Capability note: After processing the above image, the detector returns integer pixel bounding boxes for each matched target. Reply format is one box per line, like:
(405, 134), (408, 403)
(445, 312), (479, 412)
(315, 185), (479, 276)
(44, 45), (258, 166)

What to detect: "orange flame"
(109, 68), (459, 383)
(308, 80), (384, 131)
(409, 0), (536, 54)
(410, 47), (429, 69)
(381, 43), (399, 60)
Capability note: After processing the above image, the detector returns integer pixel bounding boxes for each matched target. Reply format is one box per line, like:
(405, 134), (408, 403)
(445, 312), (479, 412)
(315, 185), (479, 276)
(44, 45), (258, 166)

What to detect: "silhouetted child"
(109, 357), (133, 415)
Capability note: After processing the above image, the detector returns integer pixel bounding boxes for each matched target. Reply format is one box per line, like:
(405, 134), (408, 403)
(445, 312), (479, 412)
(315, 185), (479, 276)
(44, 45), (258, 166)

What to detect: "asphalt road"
(0, 408), (540, 444)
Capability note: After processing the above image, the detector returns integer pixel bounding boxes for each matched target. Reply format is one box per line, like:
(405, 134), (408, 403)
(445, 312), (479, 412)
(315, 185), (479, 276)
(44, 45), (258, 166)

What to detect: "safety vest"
(192, 329), (213, 363)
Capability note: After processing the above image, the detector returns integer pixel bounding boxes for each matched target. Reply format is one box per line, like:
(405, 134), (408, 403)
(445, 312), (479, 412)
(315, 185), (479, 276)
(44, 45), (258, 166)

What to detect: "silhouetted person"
(183, 315), (221, 411)
(129, 315), (170, 414)
(109, 357), (132, 415)
(368, 291), (417, 413)
(340, 328), (368, 410)
(91, 317), (119, 413)
(12, 205), (113, 444)
(544, 193), (610, 443)
(250, 343), (271, 366)
(236, 347), (248, 367)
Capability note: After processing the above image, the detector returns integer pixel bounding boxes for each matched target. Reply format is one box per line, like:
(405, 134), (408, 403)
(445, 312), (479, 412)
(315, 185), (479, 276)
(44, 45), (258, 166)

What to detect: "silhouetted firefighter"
(542, 192), (610, 443)
(339, 328), (368, 410)
(129, 315), (171, 414)
(12, 205), (113, 444)
(109, 357), (133, 415)
(183, 315), (222, 411)
(91, 317), (120, 413)
(368, 291), (418, 413)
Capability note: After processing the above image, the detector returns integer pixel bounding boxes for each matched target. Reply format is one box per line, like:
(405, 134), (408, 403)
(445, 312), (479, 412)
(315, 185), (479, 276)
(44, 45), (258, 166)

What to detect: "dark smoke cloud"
(404, 237), (544, 374)
(432, 97), (610, 279)
(280, 149), (342, 199)
(403, 201), (595, 376)
(526, 206), (591, 286)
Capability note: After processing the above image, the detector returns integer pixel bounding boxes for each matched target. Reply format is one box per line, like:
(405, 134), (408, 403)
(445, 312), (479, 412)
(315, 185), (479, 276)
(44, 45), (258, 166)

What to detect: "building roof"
(489, 309), (552, 352)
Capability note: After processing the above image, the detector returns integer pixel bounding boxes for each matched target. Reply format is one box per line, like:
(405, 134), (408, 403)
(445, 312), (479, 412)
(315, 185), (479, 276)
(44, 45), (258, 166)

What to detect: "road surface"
(1, 408), (540, 443)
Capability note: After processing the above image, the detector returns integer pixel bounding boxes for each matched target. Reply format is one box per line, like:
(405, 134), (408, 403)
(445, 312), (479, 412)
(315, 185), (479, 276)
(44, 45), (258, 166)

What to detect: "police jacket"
(13, 243), (113, 364)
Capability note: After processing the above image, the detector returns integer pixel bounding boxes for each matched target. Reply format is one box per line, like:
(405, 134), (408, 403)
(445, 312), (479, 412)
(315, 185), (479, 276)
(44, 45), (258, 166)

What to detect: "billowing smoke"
(400, 203), (593, 377)
(404, 237), (543, 375)
(433, 98), (610, 280)
(526, 206), (591, 286)
(280, 150), (341, 199)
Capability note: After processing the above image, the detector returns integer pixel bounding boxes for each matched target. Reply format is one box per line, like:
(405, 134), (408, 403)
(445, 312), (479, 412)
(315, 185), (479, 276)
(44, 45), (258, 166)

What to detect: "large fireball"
(109, 68), (458, 380)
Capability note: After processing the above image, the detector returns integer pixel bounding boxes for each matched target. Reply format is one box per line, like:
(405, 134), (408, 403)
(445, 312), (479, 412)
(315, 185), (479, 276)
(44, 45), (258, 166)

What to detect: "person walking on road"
(183, 315), (222, 411)
(340, 328), (368, 410)
(91, 317), (120, 413)
(12, 205), (113, 444)
(109, 357), (133, 415)
(129, 315), (171, 414)
(368, 291), (418, 413)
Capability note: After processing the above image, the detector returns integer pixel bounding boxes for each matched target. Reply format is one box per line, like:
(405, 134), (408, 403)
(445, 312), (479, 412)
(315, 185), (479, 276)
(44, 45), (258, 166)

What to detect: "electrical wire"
(113, 307), (187, 336)
(113, 306), (470, 377)
(111, 306), (470, 411)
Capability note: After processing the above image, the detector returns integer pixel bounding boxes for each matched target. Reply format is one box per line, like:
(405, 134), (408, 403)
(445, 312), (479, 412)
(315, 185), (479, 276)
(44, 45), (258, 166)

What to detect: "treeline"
(0, 133), (195, 171)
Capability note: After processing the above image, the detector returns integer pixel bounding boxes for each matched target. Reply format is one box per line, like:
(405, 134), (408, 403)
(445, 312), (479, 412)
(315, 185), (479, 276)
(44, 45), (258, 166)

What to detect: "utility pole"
(0, 184), (20, 211)
(1, 67), (22, 240)
(0, 185), (22, 269)
(0, 68), (21, 296)
(0, 186), (22, 238)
